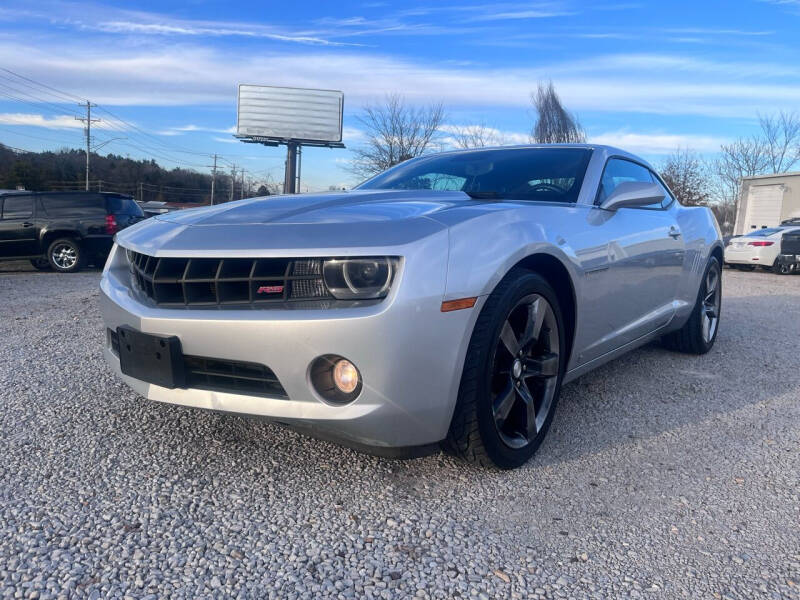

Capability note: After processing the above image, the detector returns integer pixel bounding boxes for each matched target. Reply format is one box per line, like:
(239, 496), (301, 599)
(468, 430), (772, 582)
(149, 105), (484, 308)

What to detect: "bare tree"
(660, 148), (711, 206)
(530, 81), (586, 144)
(447, 123), (506, 149)
(759, 111), (800, 174)
(349, 94), (445, 179)
(713, 112), (800, 219)
(713, 136), (770, 217)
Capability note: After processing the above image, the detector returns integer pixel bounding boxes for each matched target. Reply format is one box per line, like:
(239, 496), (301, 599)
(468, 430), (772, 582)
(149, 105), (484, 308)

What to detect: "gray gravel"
(1, 260), (798, 599)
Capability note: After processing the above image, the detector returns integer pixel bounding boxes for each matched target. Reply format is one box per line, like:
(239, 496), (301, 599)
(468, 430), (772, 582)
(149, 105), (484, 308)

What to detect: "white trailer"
(734, 172), (800, 235)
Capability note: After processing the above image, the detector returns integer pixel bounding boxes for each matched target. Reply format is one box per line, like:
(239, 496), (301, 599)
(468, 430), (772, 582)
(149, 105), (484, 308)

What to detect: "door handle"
(22, 222), (34, 228)
(668, 227), (681, 239)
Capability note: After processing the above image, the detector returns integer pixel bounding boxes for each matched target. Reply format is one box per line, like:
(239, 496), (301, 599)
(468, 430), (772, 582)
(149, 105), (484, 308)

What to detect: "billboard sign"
(236, 84), (344, 145)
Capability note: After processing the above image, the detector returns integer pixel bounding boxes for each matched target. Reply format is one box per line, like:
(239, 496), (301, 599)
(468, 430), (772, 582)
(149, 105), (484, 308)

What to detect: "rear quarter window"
(42, 195), (106, 217)
(106, 196), (144, 216)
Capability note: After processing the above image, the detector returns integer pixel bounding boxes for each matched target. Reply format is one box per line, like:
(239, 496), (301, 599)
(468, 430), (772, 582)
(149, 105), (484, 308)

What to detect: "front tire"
(662, 257), (721, 354)
(445, 269), (566, 469)
(47, 238), (84, 273)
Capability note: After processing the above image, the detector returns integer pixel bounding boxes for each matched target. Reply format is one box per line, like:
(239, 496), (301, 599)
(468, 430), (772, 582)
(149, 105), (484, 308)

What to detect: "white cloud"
(0, 112), (126, 131)
(467, 9), (576, 22)
(4, 39), (800, 120)
(588, 131), (728, 154)
(161, 124), (237, 135)
(0, 113), (83, 129)
(91, 20), (366, 47)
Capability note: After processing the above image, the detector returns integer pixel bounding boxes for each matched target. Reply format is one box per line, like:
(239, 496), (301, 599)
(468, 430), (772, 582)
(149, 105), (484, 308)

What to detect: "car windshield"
(746, 228), (783, 237)
(357, 147), (593, 203)
(107, 196), (144, 216)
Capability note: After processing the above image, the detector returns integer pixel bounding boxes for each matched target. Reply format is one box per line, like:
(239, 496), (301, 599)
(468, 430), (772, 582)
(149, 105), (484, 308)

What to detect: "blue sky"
(1, 0), (799, 190)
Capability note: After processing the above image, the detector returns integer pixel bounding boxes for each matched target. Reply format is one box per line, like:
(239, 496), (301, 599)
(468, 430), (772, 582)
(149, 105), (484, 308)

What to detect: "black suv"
(0, 191), (145, 272)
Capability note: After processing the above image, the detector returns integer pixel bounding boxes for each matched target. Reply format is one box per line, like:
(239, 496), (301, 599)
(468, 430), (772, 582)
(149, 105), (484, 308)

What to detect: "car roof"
(0, 191), (132, 198)
(413, 143), (653, 171)
(739, 226), (800, 236)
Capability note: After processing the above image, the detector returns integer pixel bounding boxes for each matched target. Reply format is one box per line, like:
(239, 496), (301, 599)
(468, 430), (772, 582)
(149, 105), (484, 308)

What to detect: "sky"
(1, 0), (799, 191)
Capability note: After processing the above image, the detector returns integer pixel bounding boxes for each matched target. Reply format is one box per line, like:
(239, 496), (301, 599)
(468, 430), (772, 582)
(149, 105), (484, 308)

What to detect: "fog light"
(309, 355), (363, 404)
(333, 359), (359, 393)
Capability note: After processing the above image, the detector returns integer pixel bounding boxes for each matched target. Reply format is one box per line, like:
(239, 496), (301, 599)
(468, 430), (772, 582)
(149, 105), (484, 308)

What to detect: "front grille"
(126, 251), (332, 307)
(108, 329), (288, 399)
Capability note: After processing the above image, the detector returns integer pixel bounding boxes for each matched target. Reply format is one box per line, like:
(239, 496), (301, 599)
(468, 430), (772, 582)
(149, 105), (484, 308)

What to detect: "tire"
(47, 238), (84, 273)
(445, 269), (566, 469)
(662, 257), (721, 355)
(773, 260), (792, 275)
(29, 257), (51, 271)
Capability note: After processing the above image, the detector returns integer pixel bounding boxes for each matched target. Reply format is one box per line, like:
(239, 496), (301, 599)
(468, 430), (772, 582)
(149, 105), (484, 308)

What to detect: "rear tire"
(47, 238), (84, 273)
(773, 260), (792, 275)
(662, 257), (721, 354)
(445, 269), (566, 469)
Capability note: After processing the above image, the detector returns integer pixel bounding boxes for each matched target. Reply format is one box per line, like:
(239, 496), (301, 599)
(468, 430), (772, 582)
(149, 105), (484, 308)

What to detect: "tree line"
(0, 146), (272, 204)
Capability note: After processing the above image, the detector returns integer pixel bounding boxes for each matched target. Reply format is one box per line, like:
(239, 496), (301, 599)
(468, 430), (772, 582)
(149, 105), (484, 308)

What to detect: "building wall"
(734, 173), (800, 235)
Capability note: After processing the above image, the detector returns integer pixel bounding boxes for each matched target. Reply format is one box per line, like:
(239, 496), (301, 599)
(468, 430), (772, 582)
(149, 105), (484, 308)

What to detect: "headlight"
(322, 257), (399, 300)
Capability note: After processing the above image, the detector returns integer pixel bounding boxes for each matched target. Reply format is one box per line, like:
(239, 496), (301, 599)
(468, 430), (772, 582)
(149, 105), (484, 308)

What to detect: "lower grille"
(108, 329), (287, 399)
(184, 356), (287, 399)
(125, 251), (331, 308)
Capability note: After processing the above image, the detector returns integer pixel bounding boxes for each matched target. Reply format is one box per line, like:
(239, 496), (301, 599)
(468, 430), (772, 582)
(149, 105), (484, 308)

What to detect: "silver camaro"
(100, 145), (723, 469)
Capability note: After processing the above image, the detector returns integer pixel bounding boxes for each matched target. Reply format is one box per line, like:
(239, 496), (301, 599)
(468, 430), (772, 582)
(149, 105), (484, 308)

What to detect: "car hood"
(153, 189), (471, 226)
(117, 190), (486, 255)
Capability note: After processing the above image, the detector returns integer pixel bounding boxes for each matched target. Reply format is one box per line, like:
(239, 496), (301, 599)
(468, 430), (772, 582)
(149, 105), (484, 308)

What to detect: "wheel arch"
(41, 229), (83, 250)
(710, 243), (723, 267)
(507, 252), (577, 369)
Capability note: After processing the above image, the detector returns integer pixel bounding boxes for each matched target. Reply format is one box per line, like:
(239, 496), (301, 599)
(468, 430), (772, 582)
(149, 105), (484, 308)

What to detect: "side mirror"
(600, 181), (665, 211)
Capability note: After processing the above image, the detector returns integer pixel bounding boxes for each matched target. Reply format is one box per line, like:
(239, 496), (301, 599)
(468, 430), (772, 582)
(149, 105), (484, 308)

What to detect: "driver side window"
(597, 158), (662, 209)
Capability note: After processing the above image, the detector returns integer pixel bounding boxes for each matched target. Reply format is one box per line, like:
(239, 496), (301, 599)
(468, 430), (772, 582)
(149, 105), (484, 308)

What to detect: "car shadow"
(0, 260), (103, 273)
(96, 292), (799, 485)
(530, 293), (800, 469)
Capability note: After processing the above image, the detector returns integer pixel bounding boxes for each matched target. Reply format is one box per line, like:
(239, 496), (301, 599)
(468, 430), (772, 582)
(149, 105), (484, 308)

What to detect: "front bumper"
(99, 239), (482, 450)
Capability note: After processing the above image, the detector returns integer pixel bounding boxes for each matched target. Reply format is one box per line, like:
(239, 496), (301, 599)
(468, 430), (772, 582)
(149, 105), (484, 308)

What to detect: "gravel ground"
(0, 260), (798, 599)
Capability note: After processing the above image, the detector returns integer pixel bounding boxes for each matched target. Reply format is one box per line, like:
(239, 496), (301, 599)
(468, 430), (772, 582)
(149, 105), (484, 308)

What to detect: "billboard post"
(235, 85), (345, 194)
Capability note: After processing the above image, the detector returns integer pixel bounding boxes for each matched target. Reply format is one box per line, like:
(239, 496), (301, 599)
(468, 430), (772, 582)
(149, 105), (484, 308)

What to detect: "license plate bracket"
(117, 326), (185, 388)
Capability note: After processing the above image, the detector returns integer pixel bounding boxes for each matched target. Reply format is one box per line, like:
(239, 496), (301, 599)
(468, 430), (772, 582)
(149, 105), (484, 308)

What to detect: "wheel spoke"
(520, 298), (546, 349)
(493, 379), (516, 428)
(517, 382), (538, 438)
(523, 352), (559, 379)
(500, 320), (520, 356)
(702, 313), (711, 342)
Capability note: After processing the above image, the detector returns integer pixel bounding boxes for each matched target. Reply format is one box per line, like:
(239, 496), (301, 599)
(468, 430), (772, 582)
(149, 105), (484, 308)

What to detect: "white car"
(725, 227), (800, 273)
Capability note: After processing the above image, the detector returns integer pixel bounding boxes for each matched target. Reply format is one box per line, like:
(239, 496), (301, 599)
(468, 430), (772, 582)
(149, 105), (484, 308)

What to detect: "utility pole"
(138, 181), (143, 203)
(209, 154), (218, 205)
(240, 169), (245, 200)
(229, 165), (236, 203)
(75, 101), (99, 191)
(296, 145), (302, 194)
(283, 142), (298, 194)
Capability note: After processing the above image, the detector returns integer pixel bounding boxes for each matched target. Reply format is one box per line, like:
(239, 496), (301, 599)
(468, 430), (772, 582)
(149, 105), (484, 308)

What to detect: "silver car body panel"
(100, 145), (723, 450)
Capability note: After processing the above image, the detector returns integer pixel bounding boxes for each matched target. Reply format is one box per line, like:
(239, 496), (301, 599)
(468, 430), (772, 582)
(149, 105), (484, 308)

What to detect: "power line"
(0, 78), (83, 118)
(0, 125), (79, 146)
(0, 70), (286, 176)
(0, 68), (86, 103)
